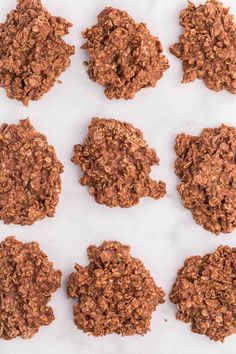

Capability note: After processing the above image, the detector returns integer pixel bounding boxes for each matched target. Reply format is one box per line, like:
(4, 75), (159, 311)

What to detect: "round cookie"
(68, 241), (165, 336)
(72, 117), (166, 207)
(175, 124), (236, 234)
(0, 118), (63, 225)
(170, 246), (236, 342)
(0, 236), (62, 340)
(170, 0), (236, 95)
(82, 7), (169, 99)
(0, 0), (75, 105)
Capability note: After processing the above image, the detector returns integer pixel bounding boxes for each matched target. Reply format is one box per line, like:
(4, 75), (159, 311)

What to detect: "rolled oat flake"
(68, 241), (165, 336)
(0, 0), (75, 105)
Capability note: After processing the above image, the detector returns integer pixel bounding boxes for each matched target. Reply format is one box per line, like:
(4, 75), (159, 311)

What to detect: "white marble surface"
(1, 0), (236, 353)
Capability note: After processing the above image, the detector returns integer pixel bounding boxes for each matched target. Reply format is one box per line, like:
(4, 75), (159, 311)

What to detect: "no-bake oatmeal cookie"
(82, 7), (169, 99)
(175, 124), (236, 234)
(0, 236), (62, 340)
(0, 118), (63, 225)
(170, 0), (236, 94)
(0, 0), (75, 105)
(72, 117), (166, 207)
(68, 241), (165, 336)
(170, 246), (236, 342)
